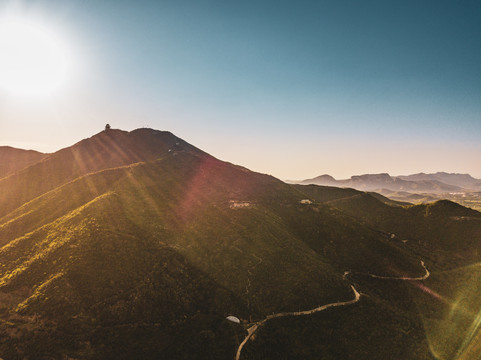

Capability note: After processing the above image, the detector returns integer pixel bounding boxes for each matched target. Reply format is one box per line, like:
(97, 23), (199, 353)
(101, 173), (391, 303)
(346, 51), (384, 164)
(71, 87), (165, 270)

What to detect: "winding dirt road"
(235, 285), (360, 360)
(235, 260), (429, 360)
(365, 260), (429, 280)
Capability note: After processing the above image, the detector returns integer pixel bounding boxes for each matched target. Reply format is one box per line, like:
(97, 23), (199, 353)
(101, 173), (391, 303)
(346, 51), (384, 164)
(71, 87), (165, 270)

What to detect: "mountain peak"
(0, 127), (205, 218)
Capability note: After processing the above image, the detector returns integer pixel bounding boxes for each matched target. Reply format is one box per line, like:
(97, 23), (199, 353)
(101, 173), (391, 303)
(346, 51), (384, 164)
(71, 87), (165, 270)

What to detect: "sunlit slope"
(0, 190), (244, 359)
(0, 129), (434, 359)
(0, 150), (423, 315)
(0, 146), (46, 179)
(0, 139), (424, 358)
(0, 128), (200, 218)
(0, 166), (130, 247)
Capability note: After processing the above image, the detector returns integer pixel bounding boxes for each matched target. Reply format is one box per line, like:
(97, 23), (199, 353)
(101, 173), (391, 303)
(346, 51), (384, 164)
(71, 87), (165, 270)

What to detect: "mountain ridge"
(0, 146), (47, 179)
(0, 128), (480, 359)
(291, 172), (481, 192)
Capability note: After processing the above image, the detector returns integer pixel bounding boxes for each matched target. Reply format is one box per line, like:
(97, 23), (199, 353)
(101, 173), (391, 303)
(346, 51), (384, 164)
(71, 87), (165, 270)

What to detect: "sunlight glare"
(0, 17), (72, 97)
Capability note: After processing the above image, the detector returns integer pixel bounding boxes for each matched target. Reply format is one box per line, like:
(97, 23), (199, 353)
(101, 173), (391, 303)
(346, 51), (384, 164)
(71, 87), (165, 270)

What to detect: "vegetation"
(0, 129), (479, 359)
(0, 146), (46, 179)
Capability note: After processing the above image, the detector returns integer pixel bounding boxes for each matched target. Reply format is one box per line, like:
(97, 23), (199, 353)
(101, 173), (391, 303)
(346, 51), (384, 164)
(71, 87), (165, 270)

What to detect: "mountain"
(0, 128), (480, 359)
(398, 172), (481, 190)
(0, 146), (46, 179)
(292, 174), (338, 186)
(293, 173), (463, 193)
(0, 128), (202, 219)
(293, 172), (481, 211)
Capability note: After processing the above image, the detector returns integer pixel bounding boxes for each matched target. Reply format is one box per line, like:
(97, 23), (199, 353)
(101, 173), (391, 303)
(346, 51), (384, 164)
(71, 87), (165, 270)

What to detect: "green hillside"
(0, 129), (479, 359)
(296, 185), (481, 270)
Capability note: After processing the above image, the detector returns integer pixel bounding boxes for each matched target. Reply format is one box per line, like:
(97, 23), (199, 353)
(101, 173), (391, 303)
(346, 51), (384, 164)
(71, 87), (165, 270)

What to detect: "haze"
(0, 0), (480, 179)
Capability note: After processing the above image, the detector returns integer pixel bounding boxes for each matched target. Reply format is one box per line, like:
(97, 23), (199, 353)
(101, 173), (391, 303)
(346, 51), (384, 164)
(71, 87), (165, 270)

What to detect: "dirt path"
(235, 260), (430, 360)
(235, 285), (360, 360)
(358, 261), (431, 281)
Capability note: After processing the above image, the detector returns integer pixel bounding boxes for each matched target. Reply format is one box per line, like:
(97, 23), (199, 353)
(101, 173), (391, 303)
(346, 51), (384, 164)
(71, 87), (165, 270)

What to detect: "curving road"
(235, 260), (429, 360)
(235, 285), (360, 360)
(366, 260), (430, 280)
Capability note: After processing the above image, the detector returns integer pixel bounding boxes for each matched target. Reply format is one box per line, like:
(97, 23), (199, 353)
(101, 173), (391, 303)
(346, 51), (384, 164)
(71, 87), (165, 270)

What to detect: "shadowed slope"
(296, 184), (481, 270)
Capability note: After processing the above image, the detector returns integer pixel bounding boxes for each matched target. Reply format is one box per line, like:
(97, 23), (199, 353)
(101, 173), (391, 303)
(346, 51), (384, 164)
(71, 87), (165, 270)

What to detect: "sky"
(0, 0), (480, 179)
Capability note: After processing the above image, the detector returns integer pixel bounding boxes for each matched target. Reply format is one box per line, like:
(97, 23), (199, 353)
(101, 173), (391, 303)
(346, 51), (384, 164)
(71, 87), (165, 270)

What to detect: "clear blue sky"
(1, 0), (480, 179)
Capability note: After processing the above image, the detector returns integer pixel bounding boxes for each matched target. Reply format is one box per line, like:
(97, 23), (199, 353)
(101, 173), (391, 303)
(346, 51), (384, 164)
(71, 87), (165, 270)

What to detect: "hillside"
(296, 184), (481, 270)
(0, 146), (46, 179)
(0, 128), (201, 219)
(0, 129), (479, 359)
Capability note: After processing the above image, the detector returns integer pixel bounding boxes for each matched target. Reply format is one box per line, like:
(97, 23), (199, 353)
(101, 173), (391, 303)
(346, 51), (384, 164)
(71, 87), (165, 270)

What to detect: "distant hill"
(398, 172), (481, 190)
(0, 128), (480, 359)
(291, 172), (481, 210)
(0, 146), (46, 178)
(291, 172), (465, 193)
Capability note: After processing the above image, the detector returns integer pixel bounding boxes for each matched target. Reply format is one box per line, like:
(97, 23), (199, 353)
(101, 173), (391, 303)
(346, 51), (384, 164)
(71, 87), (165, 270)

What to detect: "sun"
(0, 18), (71, 98)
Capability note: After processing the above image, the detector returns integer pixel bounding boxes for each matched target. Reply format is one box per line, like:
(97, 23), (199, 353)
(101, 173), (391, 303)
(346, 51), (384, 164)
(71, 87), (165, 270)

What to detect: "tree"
(105, 124), (111, 130)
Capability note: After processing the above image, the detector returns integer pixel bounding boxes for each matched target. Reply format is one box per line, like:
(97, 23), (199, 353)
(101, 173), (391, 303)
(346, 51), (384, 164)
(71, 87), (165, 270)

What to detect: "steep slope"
(0, 146), (46, 179)
(0, 131), (426, 359)
(3, 129), (480, 359)
(0, 128), (200, 218)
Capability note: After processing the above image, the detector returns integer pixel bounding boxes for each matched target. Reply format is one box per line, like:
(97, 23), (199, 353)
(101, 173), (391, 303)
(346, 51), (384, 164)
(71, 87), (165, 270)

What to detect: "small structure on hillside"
(226, 315), (240, 324)
(105, 124), (111, 130)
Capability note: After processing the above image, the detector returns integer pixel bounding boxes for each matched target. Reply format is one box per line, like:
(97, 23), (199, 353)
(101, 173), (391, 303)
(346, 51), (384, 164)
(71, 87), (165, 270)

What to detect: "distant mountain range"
(290, 172), (481, 193)
(0, 129), (480, 359)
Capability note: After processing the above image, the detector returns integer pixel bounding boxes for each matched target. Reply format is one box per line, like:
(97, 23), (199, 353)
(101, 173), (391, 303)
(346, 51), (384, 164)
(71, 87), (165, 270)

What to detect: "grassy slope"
(0, 128), (196, 218)
(0, 146), (46, 179)
(1, 132), (478, 359)
(296, 184), (481, 270)
(0, 147), (426, 358)
(290, 183), (481, 360)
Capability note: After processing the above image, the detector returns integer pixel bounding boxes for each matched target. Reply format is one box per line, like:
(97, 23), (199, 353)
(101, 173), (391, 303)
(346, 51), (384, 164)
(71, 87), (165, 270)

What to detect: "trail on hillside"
(235, 260), (430, 360)
(235, 285), (360, 360)
(345, 260), (430, 281)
